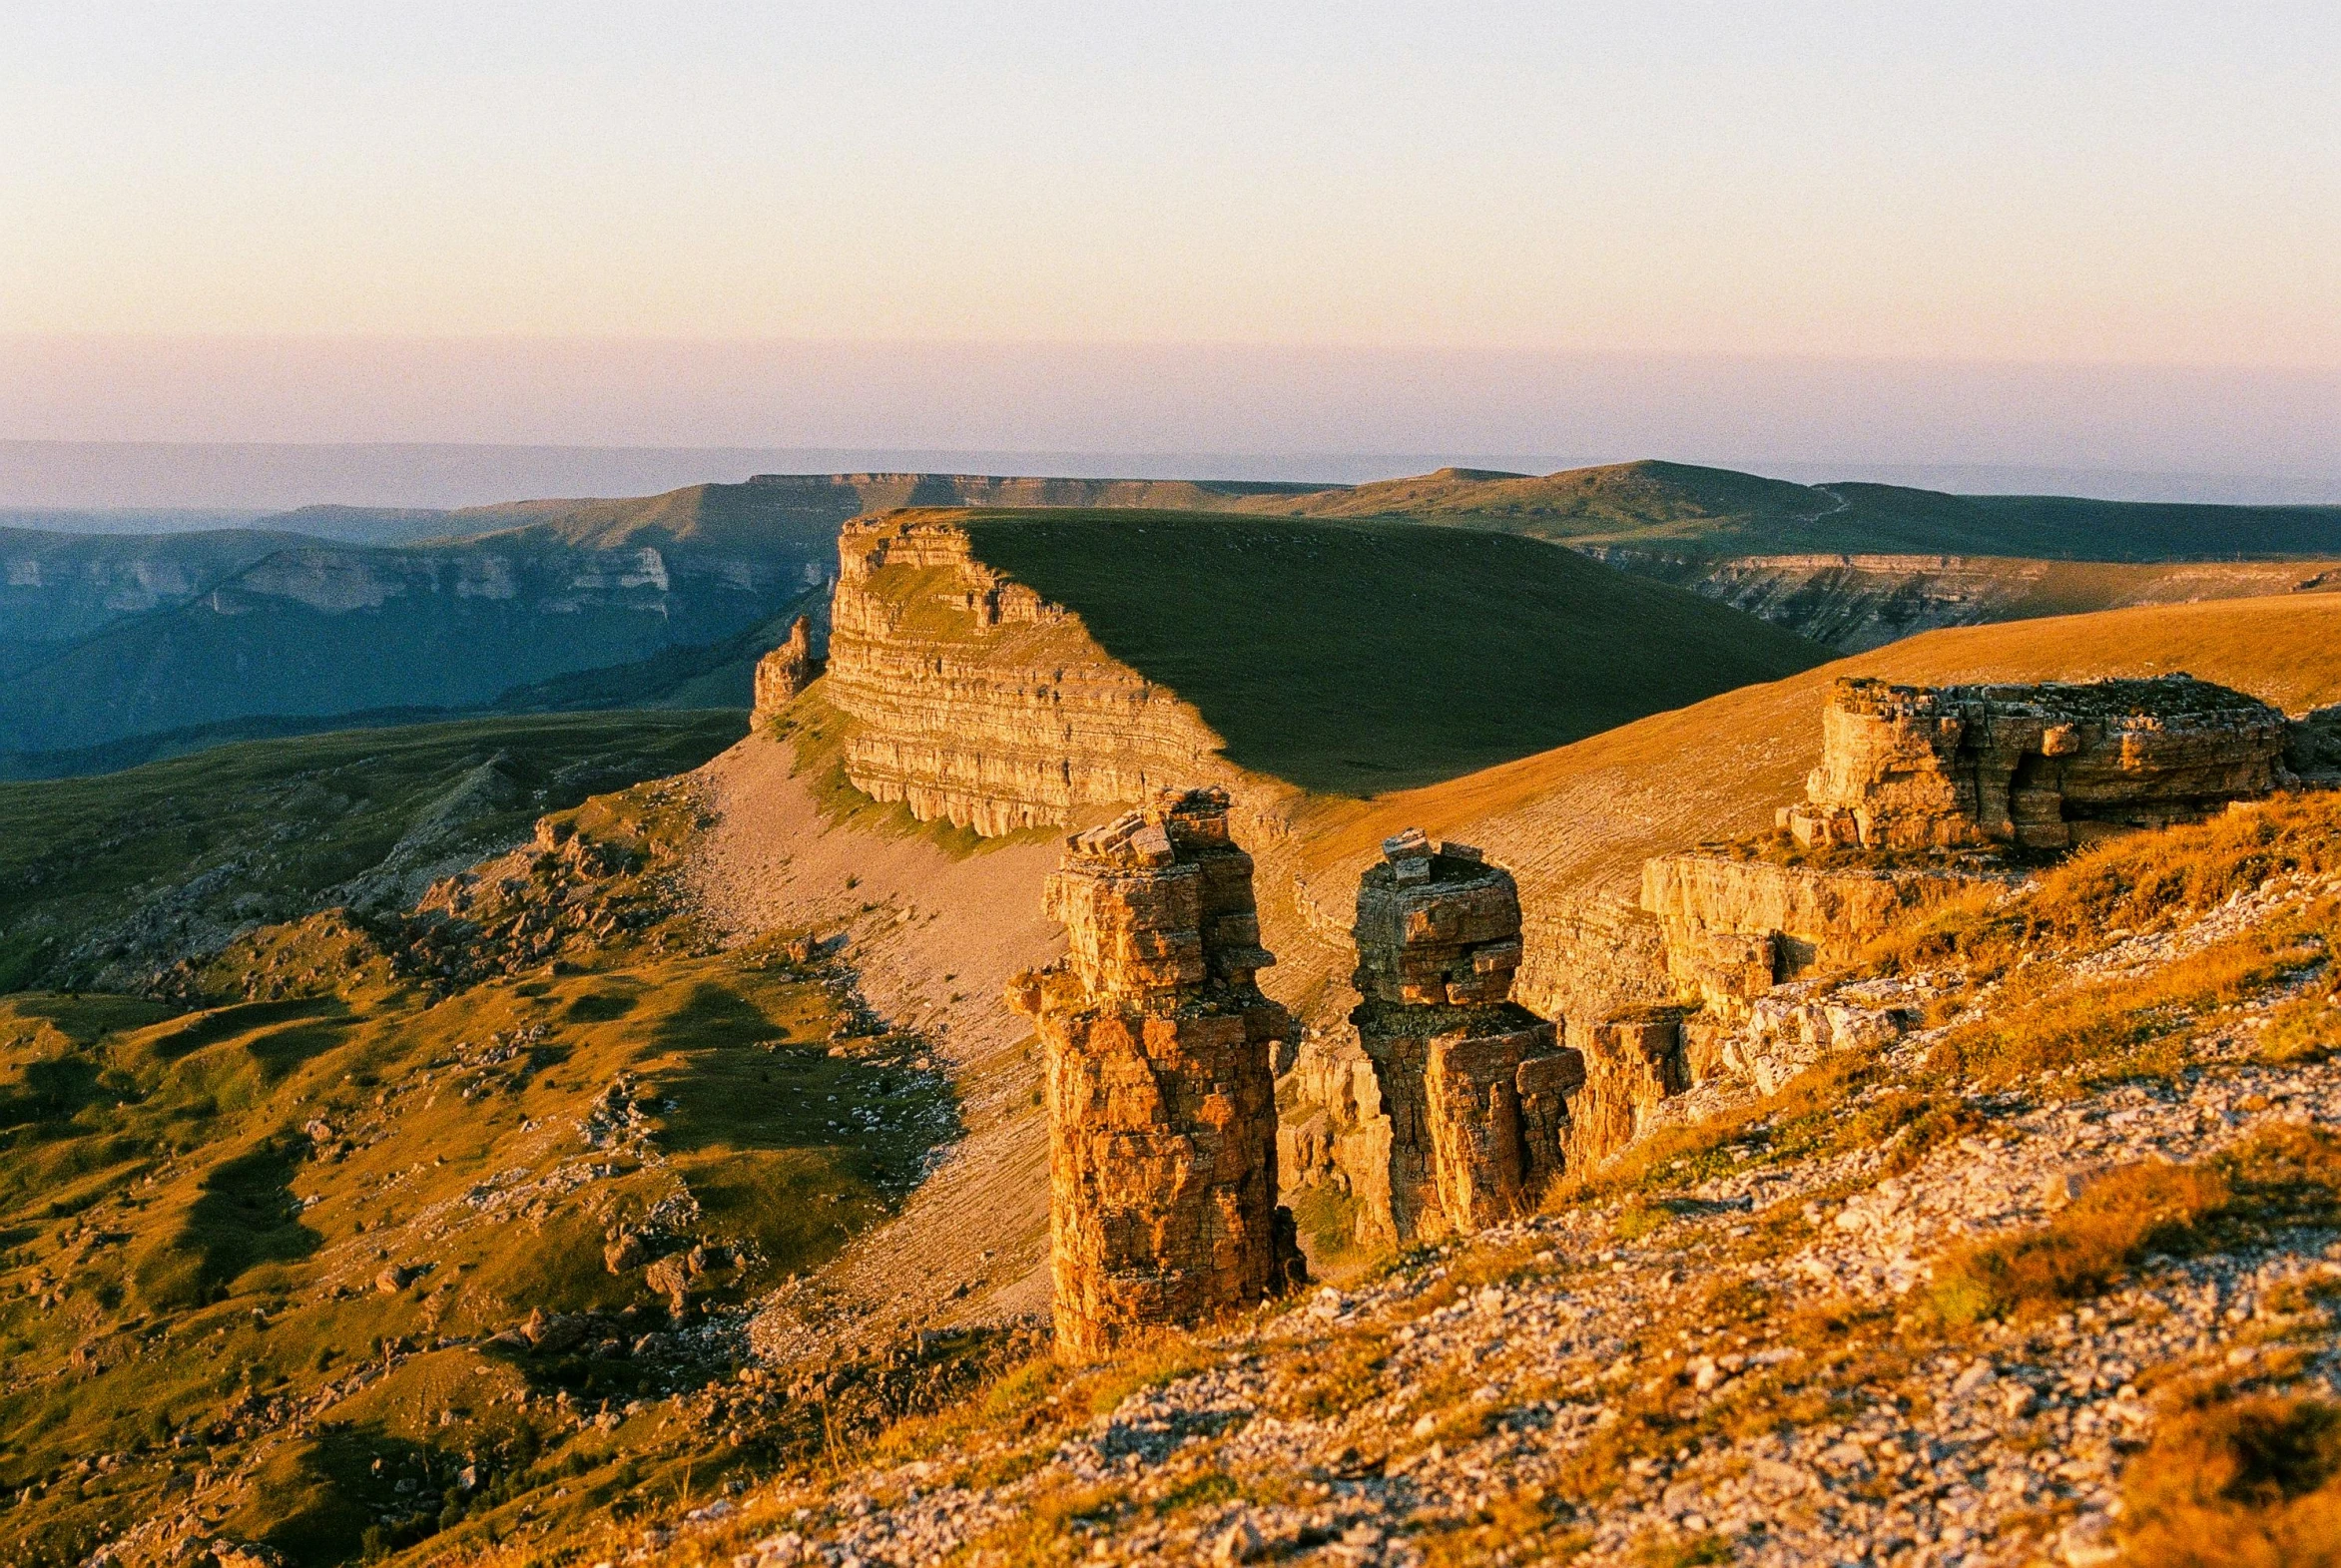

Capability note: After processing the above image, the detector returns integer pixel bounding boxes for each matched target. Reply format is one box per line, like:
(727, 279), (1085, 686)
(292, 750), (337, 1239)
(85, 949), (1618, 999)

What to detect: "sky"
(1, 2), (2336, 489)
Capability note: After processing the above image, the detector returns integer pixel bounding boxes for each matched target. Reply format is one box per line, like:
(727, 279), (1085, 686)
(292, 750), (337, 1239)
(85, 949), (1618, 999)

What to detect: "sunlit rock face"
(1345, 831), (1581, 1244)
(1785, 674), (2290, 852)
(823, 515), (1225, 836)
(1008, 786), (1303, 1360)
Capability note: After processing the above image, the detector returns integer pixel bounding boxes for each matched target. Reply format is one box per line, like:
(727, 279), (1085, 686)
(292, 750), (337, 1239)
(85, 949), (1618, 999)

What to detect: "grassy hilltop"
(1242, 459), (2341, 561)
(957, 510), (1832, 795)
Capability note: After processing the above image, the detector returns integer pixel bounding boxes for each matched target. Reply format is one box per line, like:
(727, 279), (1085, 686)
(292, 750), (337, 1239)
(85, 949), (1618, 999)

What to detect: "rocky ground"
(600, 808), (2341, 1568)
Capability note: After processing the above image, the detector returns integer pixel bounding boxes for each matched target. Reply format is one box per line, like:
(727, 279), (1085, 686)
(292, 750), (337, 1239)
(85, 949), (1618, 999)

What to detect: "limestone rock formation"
(1640, 852), (1989, 1019)
(751, 617), (817, 726)
(1784, 674), (2289, 851)
(1345, 832), (1580, 1243)
(1559, 1011), (1688, 1169)
(1007, 786), (1302, 1359)
(823, 513), (1230, 835)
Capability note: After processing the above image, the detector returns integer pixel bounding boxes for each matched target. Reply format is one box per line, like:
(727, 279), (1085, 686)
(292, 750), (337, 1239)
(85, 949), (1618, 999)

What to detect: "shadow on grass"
(138, 1141), (322, 1308)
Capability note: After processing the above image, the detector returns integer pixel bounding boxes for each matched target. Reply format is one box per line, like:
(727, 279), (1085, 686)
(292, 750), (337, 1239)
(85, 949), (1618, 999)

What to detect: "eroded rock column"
(751, 616), (818, 726)
(1351, 829), (1581, 1241)
(1008, 785), (1303, 1359)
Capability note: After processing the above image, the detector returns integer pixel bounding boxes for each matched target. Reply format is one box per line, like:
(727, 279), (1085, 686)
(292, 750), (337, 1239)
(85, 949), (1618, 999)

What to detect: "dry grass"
(1289, 594), (2341, 929)
(2117, 1389), (2341, 1567)
(1928, 1161), (2229, 1324)
(1928, 1128), (2341, 1325)
(1928, 918), (2329, 1088)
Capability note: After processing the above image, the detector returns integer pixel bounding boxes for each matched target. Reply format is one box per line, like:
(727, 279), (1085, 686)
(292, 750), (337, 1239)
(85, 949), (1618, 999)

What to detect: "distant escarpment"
(1583, 547), (2341, 653)
(821, 513), (1235, 835)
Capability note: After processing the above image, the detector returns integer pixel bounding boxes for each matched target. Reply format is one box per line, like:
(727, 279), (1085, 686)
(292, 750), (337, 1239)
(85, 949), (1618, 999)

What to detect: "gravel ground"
(624, 849), (2340, 1568)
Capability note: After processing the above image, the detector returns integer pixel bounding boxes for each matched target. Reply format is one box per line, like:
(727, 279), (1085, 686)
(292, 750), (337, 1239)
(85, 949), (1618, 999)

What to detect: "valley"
(3, 482), (2340, 1568)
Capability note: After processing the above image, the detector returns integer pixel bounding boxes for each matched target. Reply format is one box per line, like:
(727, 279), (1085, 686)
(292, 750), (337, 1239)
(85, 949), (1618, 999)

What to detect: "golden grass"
(1929, 1161), (2229, 1324)
(1929, 1128), (2341, 1325)
(1296, 593), (2341, 883)
(2117, 1389), (2341, 1567)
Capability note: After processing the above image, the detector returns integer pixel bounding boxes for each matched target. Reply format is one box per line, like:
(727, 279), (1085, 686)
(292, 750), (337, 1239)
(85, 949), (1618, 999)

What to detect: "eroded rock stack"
(1007, 785), (1302, 1359)
(1349, 830), (1581, 1242)
(1785, 674), (2289, 851)
(751, 617), (818, 726)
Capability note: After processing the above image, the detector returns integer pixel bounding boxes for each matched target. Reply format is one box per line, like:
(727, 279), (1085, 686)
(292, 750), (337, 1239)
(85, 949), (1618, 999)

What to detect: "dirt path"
(680, 732), (1066, 1343)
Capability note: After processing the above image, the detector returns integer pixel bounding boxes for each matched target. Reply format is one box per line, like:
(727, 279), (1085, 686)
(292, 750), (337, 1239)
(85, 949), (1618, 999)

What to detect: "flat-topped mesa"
(1348, 829), (1581, 1242)
(750, 616), (818, 727)
(823, 513), (1226, 835)
(1008, 785), (1301, 1359)
(1784, 674), (2290, 852)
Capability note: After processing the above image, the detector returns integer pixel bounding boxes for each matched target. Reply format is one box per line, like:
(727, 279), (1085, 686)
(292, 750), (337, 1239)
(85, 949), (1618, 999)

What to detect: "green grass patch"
(958, 511), (1828, 796)
(0, 710), (744, 993)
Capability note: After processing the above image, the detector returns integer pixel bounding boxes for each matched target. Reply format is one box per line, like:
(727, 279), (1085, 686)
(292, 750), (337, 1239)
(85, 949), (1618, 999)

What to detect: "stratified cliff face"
(822, 514), (1234, 834)
(1582, 548), (2341, 654)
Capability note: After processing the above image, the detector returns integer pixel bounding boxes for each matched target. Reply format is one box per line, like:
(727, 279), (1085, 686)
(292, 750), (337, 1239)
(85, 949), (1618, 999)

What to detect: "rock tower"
(750, 617), (817, 726)
(1350, 830), (1580, 1240)
(1008, 785), (1303, 1359)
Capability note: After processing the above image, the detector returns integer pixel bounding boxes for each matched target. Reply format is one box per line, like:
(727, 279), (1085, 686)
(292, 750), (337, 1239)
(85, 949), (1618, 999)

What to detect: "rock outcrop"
(1640, 851), (1988, 1018)
(1007, 786), (1302, 1358)
(1336, 832), (1582, 1244)
(1634, 674), (2304, 1099)
(1784, 674), (2290, 851)
(751, 617), (818, 726)
(754, 622), (829, 730)
(822, 514), (1230, 835)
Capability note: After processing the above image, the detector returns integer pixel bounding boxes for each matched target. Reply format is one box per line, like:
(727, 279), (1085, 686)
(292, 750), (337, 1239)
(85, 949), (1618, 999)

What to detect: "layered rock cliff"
(821, 513), (1236, 835)
(1583, 548), (2341, 654)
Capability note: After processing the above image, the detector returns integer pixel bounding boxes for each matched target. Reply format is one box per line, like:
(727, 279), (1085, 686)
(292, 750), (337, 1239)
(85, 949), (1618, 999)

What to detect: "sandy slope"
(683, 732), (1069, 1337)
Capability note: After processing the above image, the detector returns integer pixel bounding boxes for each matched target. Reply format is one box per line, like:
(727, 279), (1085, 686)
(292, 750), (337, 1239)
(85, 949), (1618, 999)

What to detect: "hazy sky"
(2, 3), (2336, 470)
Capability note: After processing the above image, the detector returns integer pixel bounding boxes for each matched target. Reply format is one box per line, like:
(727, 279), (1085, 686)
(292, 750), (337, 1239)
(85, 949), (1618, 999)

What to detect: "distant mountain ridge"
(1237, 459), (2341, 560)
(8, 460), (2341, 776)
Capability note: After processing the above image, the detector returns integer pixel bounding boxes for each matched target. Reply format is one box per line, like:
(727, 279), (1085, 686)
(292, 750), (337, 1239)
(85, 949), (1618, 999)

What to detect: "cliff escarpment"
(821, 513), (1235, 835)
(1582, 547), (2341, 653)
(819, 506), (1834, 835)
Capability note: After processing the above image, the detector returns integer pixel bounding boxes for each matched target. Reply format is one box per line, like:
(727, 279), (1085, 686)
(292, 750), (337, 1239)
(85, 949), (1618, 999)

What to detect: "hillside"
(1264, 593), (2341, 1030)
(1242, 459), (2341, 561)
(267, 472), (1323, 551)
(7, 571), (2341, 1568)
(590, 785), (2341, 1568)
(1587, 550), (2341, 653)
(0, 711), (744, 993)
(0, 527), (316, 678)
(0, 771), (976, 1568)
(951, 509), (1831, 795)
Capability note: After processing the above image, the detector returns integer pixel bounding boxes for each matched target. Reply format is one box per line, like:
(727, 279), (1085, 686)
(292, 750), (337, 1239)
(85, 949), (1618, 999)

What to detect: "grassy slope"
(0, 770), (959, 1567)
(1287, 592), (2341, 921)
(1242, 459), (2341, 561)
(0, 711), (745, 992)
(272, 475), (1326, 551)
(957, 510), (1831, 796)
